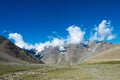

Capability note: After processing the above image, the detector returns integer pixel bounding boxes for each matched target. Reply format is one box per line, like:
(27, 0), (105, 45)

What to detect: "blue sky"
(0, 0), (120, 44)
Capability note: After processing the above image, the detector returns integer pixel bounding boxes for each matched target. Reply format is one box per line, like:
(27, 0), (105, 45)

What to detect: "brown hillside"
(0, 36), (43, 63)
(83, 45), (120, 63)
(40, 42), (112, 64)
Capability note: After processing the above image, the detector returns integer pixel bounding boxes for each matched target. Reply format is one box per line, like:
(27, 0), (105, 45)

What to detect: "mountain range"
(0, 35), (120, 64)
(40, 41), (114, 64)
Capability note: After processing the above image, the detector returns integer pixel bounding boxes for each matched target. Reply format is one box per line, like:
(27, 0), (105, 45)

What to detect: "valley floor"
(0, 62), (120, 80)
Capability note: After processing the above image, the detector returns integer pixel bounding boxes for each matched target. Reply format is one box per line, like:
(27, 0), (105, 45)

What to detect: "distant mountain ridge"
(83, 44), (120, 63)
(0, 35), (43, 64)
(39, 41), (113, 64)
(1, 35), (119, 65)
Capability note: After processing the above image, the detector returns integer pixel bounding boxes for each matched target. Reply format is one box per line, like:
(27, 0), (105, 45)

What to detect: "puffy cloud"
(66, 25), (85, 44)
(9, 33), (25, 48)
(35, 38), (65, 53)
(8, 20), (116, 53)
(89, 20), (116, 41)
(8, 26), (84, 53)
(35, 41), (51, 53)
(9, 33), (35, 50)
(107, 35), (116, 40)
(89, 32), (98, 42)
(51, 38), (65, 47)
(8, 33), (65, 53)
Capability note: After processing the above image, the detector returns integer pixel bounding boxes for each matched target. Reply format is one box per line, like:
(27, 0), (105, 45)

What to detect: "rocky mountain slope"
(1, 35), (118, 65)
(40, 41), (113, 64)
(0, 36), (43, 63)
(83, 44), (120, 63)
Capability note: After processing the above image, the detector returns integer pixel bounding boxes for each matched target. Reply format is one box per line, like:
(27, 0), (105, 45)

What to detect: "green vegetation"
(95, 60), (120, 64)
(0, 63), (42, 75)
(85, 60), (120, 65)
(0, 61), (120, 80)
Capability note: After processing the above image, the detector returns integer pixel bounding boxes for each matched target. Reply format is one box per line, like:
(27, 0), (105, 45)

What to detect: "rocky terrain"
(0, 36), (43, 64)
(40, 41), (113, 64)
(83, 44), (120, 63)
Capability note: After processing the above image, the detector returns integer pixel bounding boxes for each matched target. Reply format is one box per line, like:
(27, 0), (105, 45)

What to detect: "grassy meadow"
(0, 61), (120, 80)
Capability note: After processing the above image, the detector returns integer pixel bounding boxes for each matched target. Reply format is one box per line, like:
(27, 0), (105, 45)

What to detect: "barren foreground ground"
(0, 61), (120, 80)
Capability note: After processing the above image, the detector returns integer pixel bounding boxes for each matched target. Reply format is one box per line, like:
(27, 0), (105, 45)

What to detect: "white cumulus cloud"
(35, 41), (51, 53)
(35, 38), (65, 53)
(89, 20), (116, 42)
(8, 25), (84, 53)
(51, 38), (65, 47)
(8, 33), (65, 53)
(9, 33), (35, 50)
(66, 25), (85, 44)
(8, 21), (116, 53)
(107, 35), (116, 40)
